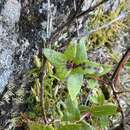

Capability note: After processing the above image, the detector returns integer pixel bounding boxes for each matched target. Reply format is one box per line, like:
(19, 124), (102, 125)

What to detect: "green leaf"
(84, 60), (111, 76)
(97, 89), (105, 105)
(43, 48), (66, 66)
(74, 39), (87, 64)
(64, 42), (77, 60)
(44, 48), (72, 80)
(90, 96), (98, 104)
(72, 67), (86, 75)
(79, 105), (90, 114)
(56, 64), (72, 80)
(81, 121), (94, 130)
(91, 104), (117, 117)
(28, 123), (44, 130)
(87, 80), (98, 89)
(58, 124), (81, 130)
(67, 73), (83, 100)
(45, 126), (55, 130)
(99, 116), (109, 129)
(28, 122), (54, 130)
(72, 60), (111, 77)
(89, 88), (105, 105)
(98, 65), (112, 76)
(63, 97), (80, 122)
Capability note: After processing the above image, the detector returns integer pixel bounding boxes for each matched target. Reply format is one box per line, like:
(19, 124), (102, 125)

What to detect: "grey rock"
(0, 0), (21, 93)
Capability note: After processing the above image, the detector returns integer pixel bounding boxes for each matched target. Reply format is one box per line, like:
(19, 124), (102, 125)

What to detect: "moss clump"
(87, 1), (126, 49)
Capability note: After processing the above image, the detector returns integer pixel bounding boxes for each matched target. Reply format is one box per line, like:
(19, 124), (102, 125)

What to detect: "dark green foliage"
(43, 39), (111, 101)
(25, 94), (42, 120)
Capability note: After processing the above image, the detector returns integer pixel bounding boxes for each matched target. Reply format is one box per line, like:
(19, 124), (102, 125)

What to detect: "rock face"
(0, 0), (75, 129)
(0, 0), (21, 93)
(0, 0), (32, 129)
(0, 0), (130, 130)
(0, 0), (23, 129)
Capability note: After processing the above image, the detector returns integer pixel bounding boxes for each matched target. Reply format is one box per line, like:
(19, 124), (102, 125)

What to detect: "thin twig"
(40, 0), (52, 123)
(115, 90), (130, 94)
(77, 14), (126, 39)
(111, 48), (130, 88)
(76, 0), (109, 18)
(110, 48), (130, 127)
(111, 83), (125, 123)
(47, 0), (52, 38)
(49, 0), (84, 42)
(74, 0), (79, 36)
(48, 0), (108, 44)
(85, 90), (92, 106)
(40, 57), (47, 123)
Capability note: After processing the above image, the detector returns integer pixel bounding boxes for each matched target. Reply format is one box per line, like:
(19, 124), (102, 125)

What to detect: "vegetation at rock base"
(15, 0), (130, 130)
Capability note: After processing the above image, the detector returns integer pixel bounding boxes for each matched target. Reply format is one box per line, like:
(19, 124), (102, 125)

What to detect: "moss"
(87, 1), (126, 49)
(25, 94), (42, 120)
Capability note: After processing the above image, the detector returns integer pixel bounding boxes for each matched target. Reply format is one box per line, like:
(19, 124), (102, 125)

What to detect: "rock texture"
(0, 0), (75, 129)
(0, 0), (21, 93)
(0, 0), (32, 129)
(0, 0), (130, 130)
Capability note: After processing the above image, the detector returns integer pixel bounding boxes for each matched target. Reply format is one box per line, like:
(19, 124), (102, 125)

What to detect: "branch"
(111, 48), (130, 88)
(109, 48), (130, 128)
(47, 0), (52, 38)
(74, 0), (79, 36)
(48, 0), (84, 42)
(76, 12), (126, 39)
(40, 57), (48, 123)
(108, 123), (124, 130)
(48, 0), (109, 44)
(90, 15), (125, 34)
(76, 0), (109, 18)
